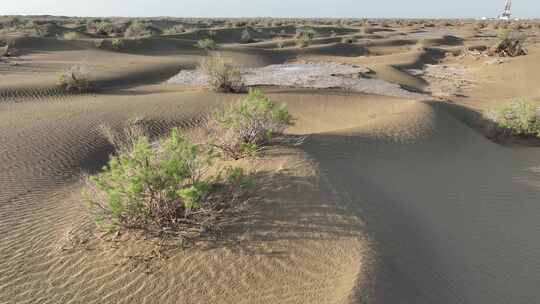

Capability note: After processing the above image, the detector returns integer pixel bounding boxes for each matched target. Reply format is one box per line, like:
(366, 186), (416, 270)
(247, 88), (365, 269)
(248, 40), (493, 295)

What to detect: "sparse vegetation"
(63, 31), (81, 40)
(240, 28), (254, 43)
(208, 89), (293, 159)
(124, 21), (158, 38)
(112, 38), (125, 51)
(198, 54), (244, 93)
(486, 100), (540, 138)
(84, 128), (249, 238)
(57, 65), (92, 92)
(195, 38), (218, 51)
(99, 116), (150, 153)
(163, 24), (186, 35)
(295, 28), (316, 48)
(489, 28), (527, 57)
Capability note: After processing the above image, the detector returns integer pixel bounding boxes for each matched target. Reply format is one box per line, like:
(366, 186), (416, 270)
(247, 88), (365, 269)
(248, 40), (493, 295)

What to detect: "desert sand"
(1, 17), (540, 303)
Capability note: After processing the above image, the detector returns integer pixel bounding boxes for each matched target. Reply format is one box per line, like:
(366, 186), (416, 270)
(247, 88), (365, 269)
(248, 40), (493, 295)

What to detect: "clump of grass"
(84, 128), (249, 238)
(198, 54), (244, 93)
(195, 38), (218, 51)
(63, 31), (81, 40)
(112, 38), (124, 51)
(486, 100), (540, 138)
(208, 89), (294, 159)
(57, 65), (92, 92)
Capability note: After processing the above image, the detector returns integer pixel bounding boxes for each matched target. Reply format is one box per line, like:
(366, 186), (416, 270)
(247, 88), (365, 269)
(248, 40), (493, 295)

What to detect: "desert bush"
(84, 128), (248, 236)
(489, 29), (527, 57)
(208, 89), (293, 159)
(295, 28), (316, 48)
(240, 28), (254, 43)
(63, 31), (81, 40)
(99, 116), (149, 153)
(57, 65), (92, 92)
(195, 38), (218, 51)
(94, 39), (104, 48)
(124, 21), (157, 38)
(198, 54), (244, 93)
(163, 24), (186, 35)
(275, 37), (285, 49)
(486, 100), (540, 138)
(112, 38), (124, 51)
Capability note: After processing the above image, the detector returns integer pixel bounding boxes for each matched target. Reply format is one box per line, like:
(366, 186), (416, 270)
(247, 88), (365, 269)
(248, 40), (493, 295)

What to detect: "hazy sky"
(2, 0), (539, 18)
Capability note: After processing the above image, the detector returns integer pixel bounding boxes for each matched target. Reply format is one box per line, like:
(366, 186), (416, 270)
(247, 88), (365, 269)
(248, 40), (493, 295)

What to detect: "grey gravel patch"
(166, 62), (428, 100)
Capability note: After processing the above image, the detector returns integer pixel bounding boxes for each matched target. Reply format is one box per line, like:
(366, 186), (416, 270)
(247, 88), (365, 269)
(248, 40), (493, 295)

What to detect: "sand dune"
(2, 19), (540, 304)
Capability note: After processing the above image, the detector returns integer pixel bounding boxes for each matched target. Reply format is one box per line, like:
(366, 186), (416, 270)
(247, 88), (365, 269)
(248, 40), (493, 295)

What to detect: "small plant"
(195, 38), (218, 51)
(295, 28), (316, 48)
(275, 37), (285, 49)
(240, 28), (253, 43)
(486, 100), (540, 138)
(198, 54), (244, 93)
(112, 38), (124, 51)
(57, 65), (91, 92)
(94, 39), (104, 48)
(84, 129), (246, 237)
(63, 31), (81, 40)
(209, 89), (294, 159)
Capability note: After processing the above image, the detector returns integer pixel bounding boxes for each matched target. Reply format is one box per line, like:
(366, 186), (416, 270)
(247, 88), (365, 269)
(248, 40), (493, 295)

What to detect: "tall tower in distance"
(499, 0), (512, 20)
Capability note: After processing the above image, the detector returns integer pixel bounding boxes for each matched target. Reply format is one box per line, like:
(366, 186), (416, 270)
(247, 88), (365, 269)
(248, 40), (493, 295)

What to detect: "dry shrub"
(57, 65), (92, 92)
(99, 116), (149, 153)
(124, 21), (157, 38)
(208, 89), (293, 159)
(489, 29), (527, 57)
(198, 54), (244, 93)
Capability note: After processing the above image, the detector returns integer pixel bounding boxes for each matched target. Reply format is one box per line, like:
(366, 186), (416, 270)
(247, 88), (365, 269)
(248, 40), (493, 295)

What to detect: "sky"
(2, 0), (539, 19)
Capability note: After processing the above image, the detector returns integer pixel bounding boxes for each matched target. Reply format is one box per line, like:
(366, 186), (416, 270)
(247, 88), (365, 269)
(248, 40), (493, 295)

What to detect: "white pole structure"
(499, 0), (512, 20)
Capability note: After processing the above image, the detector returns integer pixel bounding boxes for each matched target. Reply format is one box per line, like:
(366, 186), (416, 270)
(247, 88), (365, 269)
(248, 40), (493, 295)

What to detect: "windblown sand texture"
(2, 18), (540, 303)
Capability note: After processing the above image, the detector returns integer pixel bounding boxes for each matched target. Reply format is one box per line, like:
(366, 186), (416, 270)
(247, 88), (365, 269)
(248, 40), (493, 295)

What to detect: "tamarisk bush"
(209, 89), (294, 159)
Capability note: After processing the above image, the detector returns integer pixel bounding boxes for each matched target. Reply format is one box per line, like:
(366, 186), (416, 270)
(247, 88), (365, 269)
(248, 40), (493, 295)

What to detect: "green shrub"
(198, 54), (244, 93)
(209, 89), (294, 159)
(63, 31), (81, 40)
(195, 38), (218, 51)
(85, 129), (246, 236)
(486, 100), (540, 138)
(57, 65), (91, 92)
(112, 38), (124, 51)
